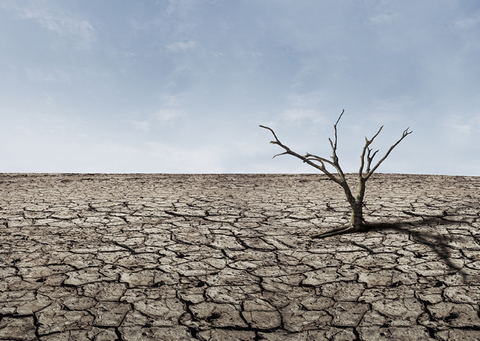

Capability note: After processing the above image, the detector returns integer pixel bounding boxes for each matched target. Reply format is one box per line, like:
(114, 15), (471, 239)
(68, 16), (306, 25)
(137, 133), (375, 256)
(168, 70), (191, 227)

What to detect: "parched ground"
(1, 173), (480, 341)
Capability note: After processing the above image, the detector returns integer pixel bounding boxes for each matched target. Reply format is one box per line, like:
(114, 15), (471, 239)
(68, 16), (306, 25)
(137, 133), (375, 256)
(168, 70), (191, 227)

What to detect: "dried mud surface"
(1, 173), (480, 341)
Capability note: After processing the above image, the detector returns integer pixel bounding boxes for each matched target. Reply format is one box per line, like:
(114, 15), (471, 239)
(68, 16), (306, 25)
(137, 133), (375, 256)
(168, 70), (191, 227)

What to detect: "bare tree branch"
(328, 109), (344, 163)
(259, 125), (343, 185)
(328, 110), (348, 183)
(364, 127), (412, 180)
(359, 125), (382, 176)
(365, 148), (379, 173)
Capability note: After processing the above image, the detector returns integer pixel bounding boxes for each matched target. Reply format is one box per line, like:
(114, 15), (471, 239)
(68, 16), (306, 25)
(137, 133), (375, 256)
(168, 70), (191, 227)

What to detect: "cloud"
(126, 108), (185, 132)
(3, 1), (95, 50)
(158, 93), (185, 106)
(370, 13), (395, 25)
(162, 0), (201, 17)
(287, 91), (328, 108)
(143, 142), (226, 173)
(154, 93), (187, 124)
(25, 67), (71, 83)
(278, 91), (328, 126)
(166, 41), (196, 52)
(0, 109), (224, 173)
(126, 91), (189, 132)
(371, 96), (415, 111)
(445, 113), (480, 139)
(130, 120), (150, 131)
(1, 136), (226, 173)
(281, 109), (325, 125)
(454, 13), (480, 29)
(368, 96), (418, 123)
(210, 52), (225, 58)
(24, 66), (109, 83)
(153, 109), (185, 123)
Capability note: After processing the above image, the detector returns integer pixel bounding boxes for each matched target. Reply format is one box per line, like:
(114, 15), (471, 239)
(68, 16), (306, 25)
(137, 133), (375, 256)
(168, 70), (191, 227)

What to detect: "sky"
(1, 0), (479, 175)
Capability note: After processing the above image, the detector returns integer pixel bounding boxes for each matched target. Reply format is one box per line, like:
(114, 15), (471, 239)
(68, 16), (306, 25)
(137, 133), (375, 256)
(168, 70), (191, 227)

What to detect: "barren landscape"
(1, 173), (480, 341)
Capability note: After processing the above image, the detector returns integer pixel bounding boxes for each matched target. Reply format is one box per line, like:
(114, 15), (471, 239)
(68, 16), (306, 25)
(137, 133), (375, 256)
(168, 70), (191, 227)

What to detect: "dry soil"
(1, 173), (480, 340)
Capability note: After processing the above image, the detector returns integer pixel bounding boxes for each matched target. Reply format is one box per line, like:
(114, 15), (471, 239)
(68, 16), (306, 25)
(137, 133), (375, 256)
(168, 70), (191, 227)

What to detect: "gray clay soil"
(1, 173), (480, 340)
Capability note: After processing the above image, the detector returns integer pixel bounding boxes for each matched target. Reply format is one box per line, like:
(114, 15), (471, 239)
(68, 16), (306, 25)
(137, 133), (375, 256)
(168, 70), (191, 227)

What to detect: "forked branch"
(361, 127), (412, 180)
(260, 125), (341, 185)
(260, 111), (349, 186)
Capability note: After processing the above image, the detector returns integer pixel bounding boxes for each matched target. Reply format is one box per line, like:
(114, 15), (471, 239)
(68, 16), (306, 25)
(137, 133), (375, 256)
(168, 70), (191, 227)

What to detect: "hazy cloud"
(370, 13), (395, 25)
(144, 142), (225, 173)
(4, 1), (95, 50)
(281, 109), (325, 125)
(158, 93), (187, 107)
(2, 1), (480, 174)
(153, 109), (185, 123)
(287, 91), (328, 108)
(455, 13), (480, 29)
(130, 120), (150, 131)
(24, 67), (109, 83)
(166, 41), (196, 52)
(446, 113), (480, 138)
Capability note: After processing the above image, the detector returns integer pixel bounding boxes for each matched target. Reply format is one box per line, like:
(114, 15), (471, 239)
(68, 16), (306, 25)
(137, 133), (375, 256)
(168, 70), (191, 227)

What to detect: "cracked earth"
(1, 173), (480, 341)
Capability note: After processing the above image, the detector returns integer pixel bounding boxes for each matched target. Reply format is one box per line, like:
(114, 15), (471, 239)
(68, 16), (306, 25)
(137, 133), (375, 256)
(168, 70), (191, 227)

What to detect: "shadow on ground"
(323, 215), (476, 283)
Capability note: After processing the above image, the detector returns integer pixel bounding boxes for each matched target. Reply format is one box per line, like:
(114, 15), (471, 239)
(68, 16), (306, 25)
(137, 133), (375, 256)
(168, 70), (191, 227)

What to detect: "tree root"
(312, 223), (369, 238)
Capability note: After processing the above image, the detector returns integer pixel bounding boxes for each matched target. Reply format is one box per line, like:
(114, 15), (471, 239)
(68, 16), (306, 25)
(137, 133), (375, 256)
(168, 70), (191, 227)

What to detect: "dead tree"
(260, 110), (412, 238)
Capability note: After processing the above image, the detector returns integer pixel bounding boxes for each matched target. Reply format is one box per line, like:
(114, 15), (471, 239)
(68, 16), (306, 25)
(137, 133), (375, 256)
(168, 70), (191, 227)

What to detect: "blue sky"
(1, 0), (479, 175)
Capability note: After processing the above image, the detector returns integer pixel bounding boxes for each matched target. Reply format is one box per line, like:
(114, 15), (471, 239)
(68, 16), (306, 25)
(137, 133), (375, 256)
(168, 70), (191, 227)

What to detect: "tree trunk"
(350, 200), (365, 229)
(350, 177), (367, 229)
